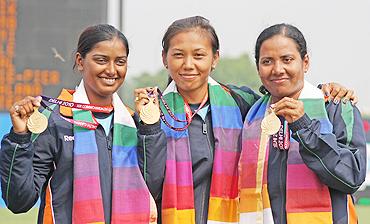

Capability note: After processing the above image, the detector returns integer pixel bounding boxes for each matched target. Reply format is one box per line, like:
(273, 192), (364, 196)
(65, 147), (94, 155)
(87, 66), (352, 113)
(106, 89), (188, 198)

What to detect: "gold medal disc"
(27, 107), (48, 134)
(261, 111), (281, 135)
(140, 98), (160, 124)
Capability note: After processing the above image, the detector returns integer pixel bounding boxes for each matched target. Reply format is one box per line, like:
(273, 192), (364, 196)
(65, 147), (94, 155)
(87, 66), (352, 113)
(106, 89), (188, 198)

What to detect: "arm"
(0, 126), (55, 213)
(290, 102), (367, 193)
(226, 85), (260, 121)
(136, 114), (167, 201)
(319, 82), (358, 105)
(0, 96), (55, 213)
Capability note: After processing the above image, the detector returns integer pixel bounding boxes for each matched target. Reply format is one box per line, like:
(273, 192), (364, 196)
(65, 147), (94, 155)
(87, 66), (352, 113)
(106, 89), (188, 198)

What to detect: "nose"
(183, 56), (194, 70)
(272, 61), (284, 74)
(106, 62), (116, 76)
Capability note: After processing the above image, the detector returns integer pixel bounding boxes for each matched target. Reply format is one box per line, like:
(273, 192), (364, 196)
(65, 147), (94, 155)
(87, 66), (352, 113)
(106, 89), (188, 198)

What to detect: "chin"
(99, 87), (119, 96)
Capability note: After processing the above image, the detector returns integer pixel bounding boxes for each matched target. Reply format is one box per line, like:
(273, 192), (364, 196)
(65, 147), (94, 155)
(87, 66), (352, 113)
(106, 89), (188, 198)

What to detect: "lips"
(180, 74), (199, 80)
(100, 77), (118, 85)
(271, 77), (289, 83)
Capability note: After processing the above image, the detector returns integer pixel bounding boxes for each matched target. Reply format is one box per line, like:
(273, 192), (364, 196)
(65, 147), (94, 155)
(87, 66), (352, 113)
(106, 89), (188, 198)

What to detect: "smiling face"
(257, 34), (309, 103)
(76, 37), (127, 106)
(162, 29), (219, 103)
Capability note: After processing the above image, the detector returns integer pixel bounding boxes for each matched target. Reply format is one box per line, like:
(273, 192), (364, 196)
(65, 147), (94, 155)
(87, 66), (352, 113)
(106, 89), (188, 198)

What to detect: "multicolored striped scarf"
(239, 81), (333, 224)
(161, 77), (243, 224)
(72, 81), (157, 224)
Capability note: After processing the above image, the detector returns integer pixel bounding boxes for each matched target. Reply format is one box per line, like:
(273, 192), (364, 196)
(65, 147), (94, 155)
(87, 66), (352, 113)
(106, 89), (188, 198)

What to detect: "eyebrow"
(92, 54), (127, 58)
(259, 56), (272, 60)
(280, 54), (295, 58)
(170, 48), (207, 52)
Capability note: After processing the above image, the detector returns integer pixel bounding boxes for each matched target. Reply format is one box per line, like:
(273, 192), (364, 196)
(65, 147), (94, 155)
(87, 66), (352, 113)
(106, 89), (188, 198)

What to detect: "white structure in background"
(107, 0), (125, 32)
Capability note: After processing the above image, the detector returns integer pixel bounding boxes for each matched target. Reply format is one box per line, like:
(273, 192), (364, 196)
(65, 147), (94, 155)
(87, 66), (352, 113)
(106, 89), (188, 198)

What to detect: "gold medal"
(140, 98), (160, 124)
(261, 109), (281, 135)
(27, 107), (48, 134)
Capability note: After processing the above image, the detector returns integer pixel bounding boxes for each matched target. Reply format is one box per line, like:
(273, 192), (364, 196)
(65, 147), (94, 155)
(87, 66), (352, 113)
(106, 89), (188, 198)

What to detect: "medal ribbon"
(156, 88), (208, 131)
(41, 95), (113, 113)
(40, 95), (113, 130)
(272, 119), (290, 150)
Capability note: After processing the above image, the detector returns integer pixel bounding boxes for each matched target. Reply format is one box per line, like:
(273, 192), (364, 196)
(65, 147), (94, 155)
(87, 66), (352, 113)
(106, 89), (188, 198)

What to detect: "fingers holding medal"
(134, 87), (161, 124)
(273, 97), (305, 124)
(10, 96), (47, 134)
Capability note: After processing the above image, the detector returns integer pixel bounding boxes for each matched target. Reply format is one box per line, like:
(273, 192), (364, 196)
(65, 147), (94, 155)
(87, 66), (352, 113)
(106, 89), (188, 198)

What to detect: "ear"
(211, 50), (220, 70)
(75, 52), (84, 72)
(303, 54), (310, 73)
(162, 50), (168, 69)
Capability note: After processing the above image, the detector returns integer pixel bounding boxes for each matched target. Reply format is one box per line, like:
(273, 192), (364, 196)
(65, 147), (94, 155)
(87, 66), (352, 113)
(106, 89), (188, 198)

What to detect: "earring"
(165, 64), (168, 69)
(211, 65), (215, 71)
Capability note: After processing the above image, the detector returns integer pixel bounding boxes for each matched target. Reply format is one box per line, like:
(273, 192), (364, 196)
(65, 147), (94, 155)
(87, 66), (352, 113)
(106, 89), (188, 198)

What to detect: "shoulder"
(225, 84), (260, 108)
(325, 101), (362, 121)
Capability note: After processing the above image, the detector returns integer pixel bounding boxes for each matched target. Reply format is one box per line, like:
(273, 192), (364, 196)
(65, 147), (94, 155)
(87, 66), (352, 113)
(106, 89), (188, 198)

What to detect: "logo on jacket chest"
(64, 135), (74, 142)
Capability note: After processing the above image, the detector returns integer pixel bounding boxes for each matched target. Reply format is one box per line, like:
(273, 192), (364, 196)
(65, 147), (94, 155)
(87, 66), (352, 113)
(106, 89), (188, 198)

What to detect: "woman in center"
(134, 16), (259, 224)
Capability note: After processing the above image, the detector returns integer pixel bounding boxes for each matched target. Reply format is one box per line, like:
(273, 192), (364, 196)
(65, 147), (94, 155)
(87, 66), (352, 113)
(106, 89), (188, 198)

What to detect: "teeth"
(102, 78), (115, 85)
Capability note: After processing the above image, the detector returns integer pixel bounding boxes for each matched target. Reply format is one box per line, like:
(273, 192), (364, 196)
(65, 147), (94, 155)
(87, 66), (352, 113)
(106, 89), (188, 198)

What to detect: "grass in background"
(357, 205), (370, 224)
(0, 208), (38, 224)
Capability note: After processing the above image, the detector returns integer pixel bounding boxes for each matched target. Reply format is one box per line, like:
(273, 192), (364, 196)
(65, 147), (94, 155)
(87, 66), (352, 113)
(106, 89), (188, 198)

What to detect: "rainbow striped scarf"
(161, 77), (243, 224)
(239, 81), (333, 224)
(72, 81), (157, 224)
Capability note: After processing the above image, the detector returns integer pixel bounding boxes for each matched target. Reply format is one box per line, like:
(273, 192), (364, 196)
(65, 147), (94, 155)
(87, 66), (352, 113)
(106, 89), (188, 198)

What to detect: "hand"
(320, 83), (358, 105)
(273, 97), (305, 123)
(10, 96), (42, 134)
(134, 87), (159, 114)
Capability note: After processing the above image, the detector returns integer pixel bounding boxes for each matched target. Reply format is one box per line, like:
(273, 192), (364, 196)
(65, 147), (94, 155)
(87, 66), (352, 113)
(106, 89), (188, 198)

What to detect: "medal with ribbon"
(156, 88), (208, 131)
(27, 95), (114, 133)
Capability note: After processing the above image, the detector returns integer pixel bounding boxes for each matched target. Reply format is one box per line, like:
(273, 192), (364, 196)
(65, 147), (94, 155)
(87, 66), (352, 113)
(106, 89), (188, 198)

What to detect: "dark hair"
(162, 16), (219, 54)
(254, 23), (307, 67)
(73, 24), (129, 69)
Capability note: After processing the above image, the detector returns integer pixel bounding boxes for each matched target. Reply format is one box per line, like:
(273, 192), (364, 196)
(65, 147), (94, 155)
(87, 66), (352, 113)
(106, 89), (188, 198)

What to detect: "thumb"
(33, 96), (42, 107)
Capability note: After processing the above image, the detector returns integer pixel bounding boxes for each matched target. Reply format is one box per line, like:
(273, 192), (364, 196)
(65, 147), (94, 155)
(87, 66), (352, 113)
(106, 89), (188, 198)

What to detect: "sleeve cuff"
(137, 120), (162, 135)
(289, 113), (312, 133)
(9, 128), (32, 144)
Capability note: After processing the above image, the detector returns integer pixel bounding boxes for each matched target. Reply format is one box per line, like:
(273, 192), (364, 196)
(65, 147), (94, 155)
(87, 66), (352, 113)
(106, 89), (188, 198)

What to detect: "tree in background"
(120, 53), (261, 107)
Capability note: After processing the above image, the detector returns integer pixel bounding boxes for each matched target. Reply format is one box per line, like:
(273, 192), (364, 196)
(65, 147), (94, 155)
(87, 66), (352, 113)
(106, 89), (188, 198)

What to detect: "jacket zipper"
(200, 120), (212, 224)
(203, 121), (213, 158)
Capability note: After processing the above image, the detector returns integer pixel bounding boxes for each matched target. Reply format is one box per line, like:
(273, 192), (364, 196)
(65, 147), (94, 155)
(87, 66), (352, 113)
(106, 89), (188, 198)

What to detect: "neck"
(271, 89), (303, 104)
(178, 86), (208, 104)
(87, 95), (113, 107)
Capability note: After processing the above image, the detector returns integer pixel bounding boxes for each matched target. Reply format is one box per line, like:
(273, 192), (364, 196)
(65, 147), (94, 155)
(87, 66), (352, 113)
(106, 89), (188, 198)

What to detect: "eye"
(116, 58), (127, 66)
(260, 58), (272, 65)
(194, 53), (206, 59)
(283, 57), (294, 63)
(94, 57), (107, 64)
(172, 52), (183, 58)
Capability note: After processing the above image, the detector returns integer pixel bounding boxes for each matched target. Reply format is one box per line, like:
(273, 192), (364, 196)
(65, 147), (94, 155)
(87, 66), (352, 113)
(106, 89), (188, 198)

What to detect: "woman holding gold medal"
(238, 24), (367, 224)
(0, 24), (157, 223)
(133, 16), (357, 224)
